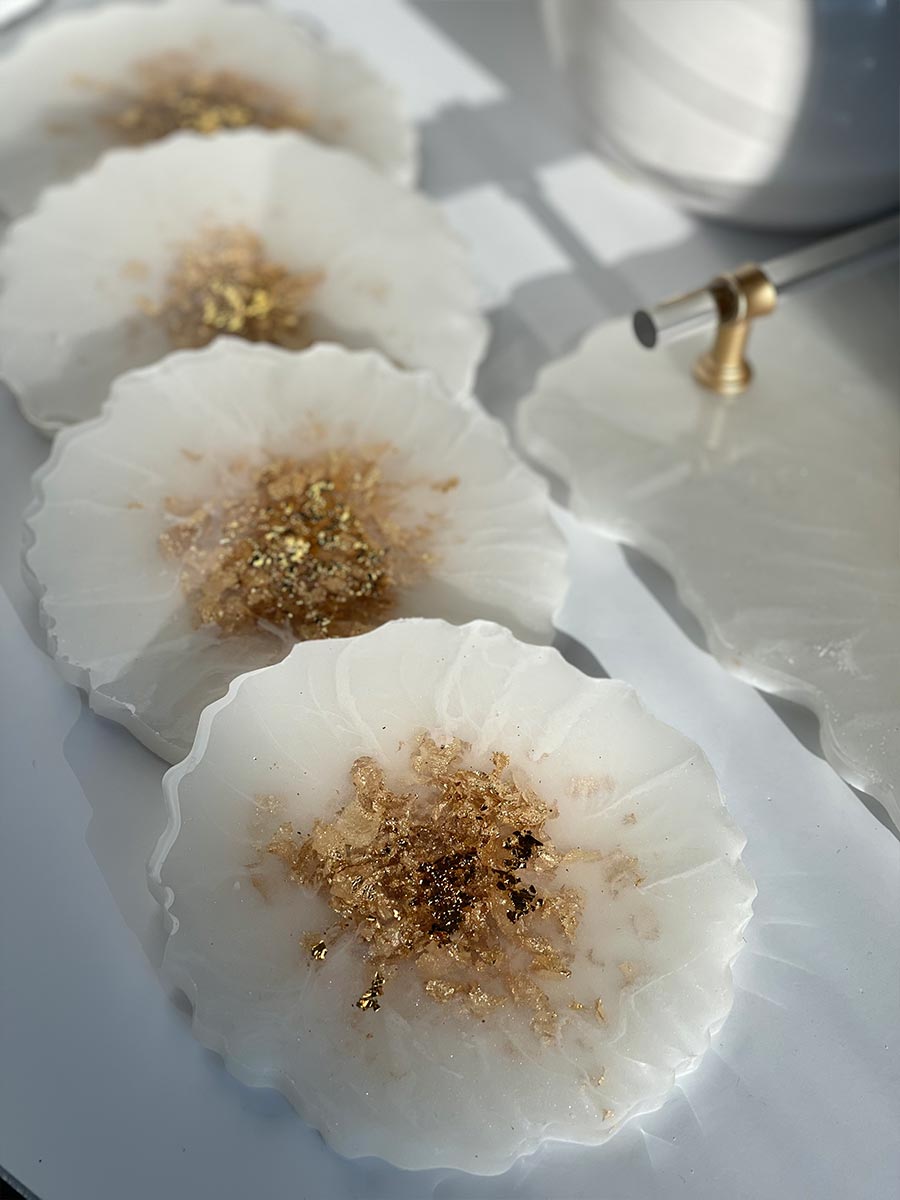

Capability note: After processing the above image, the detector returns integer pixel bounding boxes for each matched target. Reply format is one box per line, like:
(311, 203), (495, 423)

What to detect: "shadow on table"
(0, 385), (51, 654)
(553, 626), (607, 679)
(621, 543), (896, 836)
(62, 699), (316, 1126)
(62, 699), (170, 969)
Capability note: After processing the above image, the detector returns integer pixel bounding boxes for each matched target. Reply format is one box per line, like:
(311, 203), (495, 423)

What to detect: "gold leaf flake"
(121, 259), (149, 280)
(603, 848), (644, 896)
(356, 971), (385, 1012)
(107, 52), (312, 144)
(269, 735), (583, 1037)
(160, 450), (432, 640)
(431, 476), (460, 493)
(157, 226), (322, 352)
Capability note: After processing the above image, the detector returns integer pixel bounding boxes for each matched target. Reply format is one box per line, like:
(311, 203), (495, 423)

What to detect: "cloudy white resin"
(0, 128), (486, 433)
(23, 342), (565, 761)
(517, 268), (900, 828)
(0, 0), (416, 218)
(149, 618), (755, 1173)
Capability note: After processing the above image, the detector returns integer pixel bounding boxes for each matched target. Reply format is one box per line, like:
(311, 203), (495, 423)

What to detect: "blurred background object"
(0, 0), (44, 28)
(543, 0), (899, 231)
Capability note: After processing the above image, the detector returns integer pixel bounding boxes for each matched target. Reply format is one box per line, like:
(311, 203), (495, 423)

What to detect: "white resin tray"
(520, 265), (900, 830)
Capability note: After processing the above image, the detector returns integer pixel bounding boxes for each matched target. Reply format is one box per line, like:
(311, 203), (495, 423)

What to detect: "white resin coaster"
(23, 342), (565, 762)
(149, 617), (755, 1174)
(0, 0), (416, 218)
(518, 265), (900, 828)
(0, 128), (485, 433)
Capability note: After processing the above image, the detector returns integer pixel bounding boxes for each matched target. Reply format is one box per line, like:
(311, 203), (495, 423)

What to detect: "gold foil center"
(110, 52), (312, 142)
(269, 736), (584, 1035)
(154, 226), (322, 351)
(160, 451), (431, 639)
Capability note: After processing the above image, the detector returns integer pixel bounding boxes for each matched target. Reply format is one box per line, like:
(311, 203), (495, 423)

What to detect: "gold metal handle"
(692, 264), (778, 397)
(632, 213), (898, 398)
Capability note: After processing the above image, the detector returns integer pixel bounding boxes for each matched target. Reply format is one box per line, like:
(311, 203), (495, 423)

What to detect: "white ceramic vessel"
(543, 0), (899, 230)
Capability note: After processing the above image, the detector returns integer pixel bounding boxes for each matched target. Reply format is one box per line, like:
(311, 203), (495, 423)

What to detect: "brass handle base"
(692, 265), (777, 397)
(693, 350), (753, 396)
